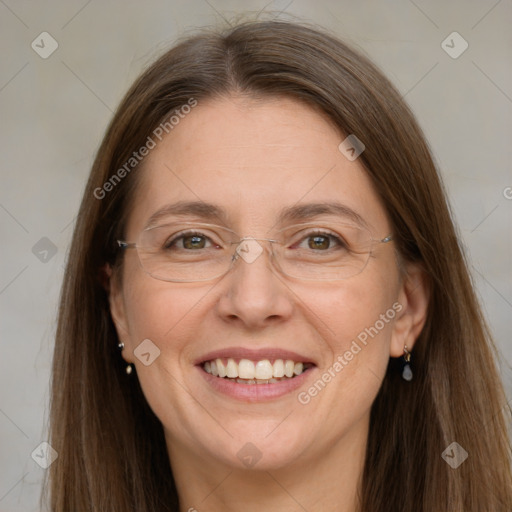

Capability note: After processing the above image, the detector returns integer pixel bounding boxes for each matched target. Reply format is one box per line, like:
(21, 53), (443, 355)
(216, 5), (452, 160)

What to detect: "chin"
(203, 423), (312, 471)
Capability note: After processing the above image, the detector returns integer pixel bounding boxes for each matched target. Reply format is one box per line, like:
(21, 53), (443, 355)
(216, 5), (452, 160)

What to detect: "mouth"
(195, 348), (317, 401)
(201, 357), (315, 385)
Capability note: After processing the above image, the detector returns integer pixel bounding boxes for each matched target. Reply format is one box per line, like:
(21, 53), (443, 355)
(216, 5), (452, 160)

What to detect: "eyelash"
(164, 229), (347, 250)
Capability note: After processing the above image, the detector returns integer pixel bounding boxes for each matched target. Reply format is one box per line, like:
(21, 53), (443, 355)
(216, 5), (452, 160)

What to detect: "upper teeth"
(203, 358), (308, 379)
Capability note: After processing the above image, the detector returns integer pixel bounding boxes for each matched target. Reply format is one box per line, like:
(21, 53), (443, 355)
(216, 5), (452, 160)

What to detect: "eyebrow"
(144, 200), (368, 230)
(144, 201), (229, 228)
(276, 202), (369, 229)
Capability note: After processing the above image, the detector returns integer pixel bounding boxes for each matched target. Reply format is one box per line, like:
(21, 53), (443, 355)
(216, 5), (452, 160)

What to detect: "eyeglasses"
(117, 221), (393, 283)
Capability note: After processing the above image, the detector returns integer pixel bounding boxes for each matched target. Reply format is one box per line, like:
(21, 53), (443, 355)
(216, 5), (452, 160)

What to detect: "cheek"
(288, 276), (399, 453)
(121, 257), (213, 347)
(123, 286), (174, 346)
(294, 269), (400, 392)
(120, 274), (220, 388)
(120, 279), (214, 433)
(297, 275), (398, 349)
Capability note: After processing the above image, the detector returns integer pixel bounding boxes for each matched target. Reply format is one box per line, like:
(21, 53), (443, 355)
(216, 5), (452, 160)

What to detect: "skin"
(109, 95), (429, 512)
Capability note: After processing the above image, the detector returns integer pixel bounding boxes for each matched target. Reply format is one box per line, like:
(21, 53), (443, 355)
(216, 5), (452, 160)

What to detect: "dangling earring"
(402, 345), (413, 381)
(117, 342), (133, 375)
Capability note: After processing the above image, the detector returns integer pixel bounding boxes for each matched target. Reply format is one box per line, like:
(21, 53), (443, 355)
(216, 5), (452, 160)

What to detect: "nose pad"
(229, 238), (281, 278)
(234, 238), (265, 264)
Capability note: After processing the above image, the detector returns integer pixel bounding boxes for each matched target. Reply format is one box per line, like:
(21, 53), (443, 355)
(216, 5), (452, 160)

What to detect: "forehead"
(125, 95), (389, 236)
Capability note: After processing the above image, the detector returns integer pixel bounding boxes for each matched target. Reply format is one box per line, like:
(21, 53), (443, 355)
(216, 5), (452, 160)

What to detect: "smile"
(196, 348), (316, 401)
(202, 358), (314, 384)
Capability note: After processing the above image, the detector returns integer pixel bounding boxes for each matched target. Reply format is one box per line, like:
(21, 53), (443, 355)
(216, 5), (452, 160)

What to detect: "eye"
(307, 234), (331, 250)
(165, 231), (216, 250)
(295, 230), (347, 251)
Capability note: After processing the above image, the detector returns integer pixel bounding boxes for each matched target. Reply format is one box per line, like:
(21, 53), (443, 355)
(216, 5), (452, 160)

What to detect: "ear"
(390, 263), (430, 358)
(105, 264), (131, 349)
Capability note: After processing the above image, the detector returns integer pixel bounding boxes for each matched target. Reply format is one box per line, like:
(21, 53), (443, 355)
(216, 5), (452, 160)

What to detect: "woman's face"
(110, 95), (413, 472)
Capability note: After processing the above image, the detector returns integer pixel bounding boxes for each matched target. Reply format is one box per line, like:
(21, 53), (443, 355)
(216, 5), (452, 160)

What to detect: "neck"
(167, 416), (368, 512)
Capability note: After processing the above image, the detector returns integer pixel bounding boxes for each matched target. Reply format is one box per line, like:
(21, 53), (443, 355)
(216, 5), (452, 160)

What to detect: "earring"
(117, 342), (133, 375)
(402, 345), (413, 381)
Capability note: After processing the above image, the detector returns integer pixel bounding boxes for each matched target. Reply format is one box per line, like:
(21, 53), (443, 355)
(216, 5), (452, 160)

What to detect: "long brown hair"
(46, 20), (512, 511)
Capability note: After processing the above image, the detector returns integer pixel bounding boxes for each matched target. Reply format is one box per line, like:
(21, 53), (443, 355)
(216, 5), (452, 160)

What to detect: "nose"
(215, 239), (294, 330)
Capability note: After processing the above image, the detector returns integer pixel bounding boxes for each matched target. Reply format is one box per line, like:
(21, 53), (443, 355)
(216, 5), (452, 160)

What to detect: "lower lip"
(196, 365), (316, 402)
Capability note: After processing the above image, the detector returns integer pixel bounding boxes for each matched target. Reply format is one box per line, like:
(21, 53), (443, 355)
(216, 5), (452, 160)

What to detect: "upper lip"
(195, 347), (316, 365)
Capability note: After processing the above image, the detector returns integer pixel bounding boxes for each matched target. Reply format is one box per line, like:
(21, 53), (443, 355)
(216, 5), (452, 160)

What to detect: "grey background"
(0, 1), (511, 510)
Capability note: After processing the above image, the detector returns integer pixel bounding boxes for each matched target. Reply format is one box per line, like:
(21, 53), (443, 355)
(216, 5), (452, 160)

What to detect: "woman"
(46, 20), (512, 511)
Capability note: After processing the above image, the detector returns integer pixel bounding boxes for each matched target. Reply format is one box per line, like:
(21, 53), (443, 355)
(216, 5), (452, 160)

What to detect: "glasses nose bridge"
(237, 236), (279, 245)
(229, 236), (280, 269)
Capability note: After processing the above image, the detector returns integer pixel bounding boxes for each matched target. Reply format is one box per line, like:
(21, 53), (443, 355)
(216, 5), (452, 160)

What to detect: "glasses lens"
(136, 223), (236, 282)
(274, 222), (374, 280)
